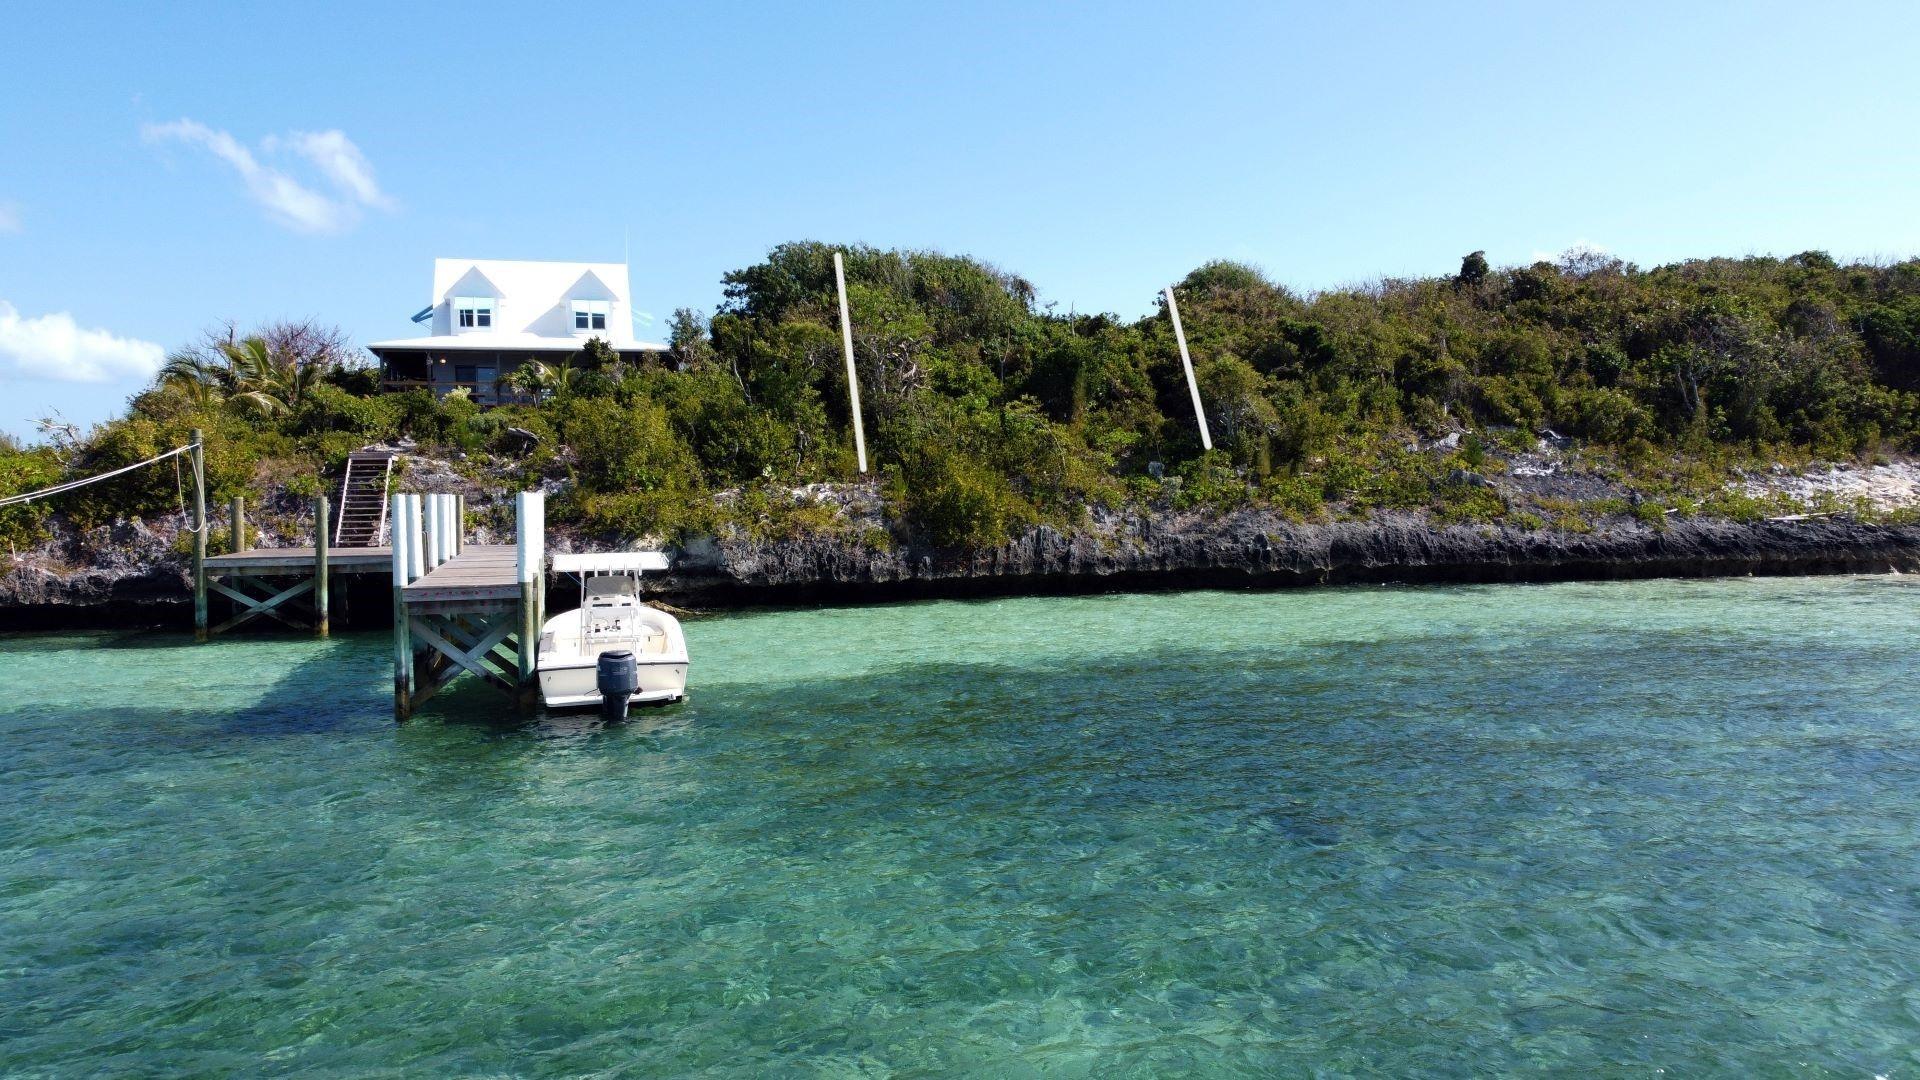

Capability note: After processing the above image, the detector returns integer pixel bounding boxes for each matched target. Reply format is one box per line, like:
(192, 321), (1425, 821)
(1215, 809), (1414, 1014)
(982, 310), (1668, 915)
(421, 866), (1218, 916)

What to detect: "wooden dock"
(389, 492), (544, 720)
(192, 481), (548, 721)
(196, 495), (360, 636)
(204, 545), (387, 634)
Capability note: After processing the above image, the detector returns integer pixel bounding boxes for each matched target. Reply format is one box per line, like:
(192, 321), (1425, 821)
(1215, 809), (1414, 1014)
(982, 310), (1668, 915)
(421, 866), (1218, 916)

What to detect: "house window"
(572, 299), (610, 332)
(455, 297), (495, 329)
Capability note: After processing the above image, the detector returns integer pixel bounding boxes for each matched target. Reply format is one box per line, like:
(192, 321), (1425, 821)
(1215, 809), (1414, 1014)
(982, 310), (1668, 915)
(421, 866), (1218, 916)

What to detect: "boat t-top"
(538, 551), (688, 717)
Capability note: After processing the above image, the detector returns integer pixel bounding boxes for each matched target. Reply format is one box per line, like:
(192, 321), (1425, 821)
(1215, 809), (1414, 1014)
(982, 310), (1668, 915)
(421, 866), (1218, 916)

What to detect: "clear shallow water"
(4, 578), (1920, 1076)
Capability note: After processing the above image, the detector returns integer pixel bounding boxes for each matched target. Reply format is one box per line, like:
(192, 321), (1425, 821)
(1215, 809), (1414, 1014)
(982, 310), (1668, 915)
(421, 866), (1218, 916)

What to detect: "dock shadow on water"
(4, 577), (1920, 1075)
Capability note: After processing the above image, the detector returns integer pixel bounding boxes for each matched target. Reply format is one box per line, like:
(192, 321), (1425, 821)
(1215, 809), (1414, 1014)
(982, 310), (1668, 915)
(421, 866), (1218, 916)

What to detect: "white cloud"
(141, 119), (393, 234)
(0, 202), (19, 234)
(269, 130), (396, 211)
(0, 301), (166, 383)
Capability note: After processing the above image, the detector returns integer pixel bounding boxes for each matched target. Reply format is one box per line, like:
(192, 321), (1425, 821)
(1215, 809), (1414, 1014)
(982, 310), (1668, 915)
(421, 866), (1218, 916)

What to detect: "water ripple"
(3, 578), (1920, 1074)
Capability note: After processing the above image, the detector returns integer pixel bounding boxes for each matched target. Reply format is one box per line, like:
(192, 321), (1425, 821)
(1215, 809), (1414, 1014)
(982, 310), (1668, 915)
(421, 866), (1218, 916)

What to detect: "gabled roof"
(431, 258), (633, 307)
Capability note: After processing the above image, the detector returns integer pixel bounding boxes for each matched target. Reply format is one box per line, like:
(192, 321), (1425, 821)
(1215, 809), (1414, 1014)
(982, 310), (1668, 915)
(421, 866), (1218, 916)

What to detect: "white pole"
(528, 491), (544, 578)
(390, 493), (411, 586)
(515, 493), (529, 581)
(515, 491), (545, 583)
(423, 494), (443, 571)
(833, 251), (869, 474)
(405, 494), (426, 583)
(1164, 285), (1213, 452)
(438, 494), (456, 563)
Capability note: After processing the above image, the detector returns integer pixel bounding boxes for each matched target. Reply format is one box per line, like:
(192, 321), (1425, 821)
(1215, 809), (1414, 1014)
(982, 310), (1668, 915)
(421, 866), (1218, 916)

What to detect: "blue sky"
(2, 1), (1918, 439)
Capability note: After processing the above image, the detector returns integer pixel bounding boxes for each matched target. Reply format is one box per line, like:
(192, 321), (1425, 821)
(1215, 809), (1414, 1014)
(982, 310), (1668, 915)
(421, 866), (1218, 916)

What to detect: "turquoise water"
(4, 578), (1920, 1076)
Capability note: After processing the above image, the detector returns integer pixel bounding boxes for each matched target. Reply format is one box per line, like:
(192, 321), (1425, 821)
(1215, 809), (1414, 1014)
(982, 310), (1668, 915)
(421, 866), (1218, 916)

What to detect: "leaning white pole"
(833, 251), (869, 474)
(1164, 285), (1213, 452)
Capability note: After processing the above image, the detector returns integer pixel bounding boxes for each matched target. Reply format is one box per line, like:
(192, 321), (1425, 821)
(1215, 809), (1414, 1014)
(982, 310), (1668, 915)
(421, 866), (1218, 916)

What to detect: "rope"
(0, 444), (194, 509)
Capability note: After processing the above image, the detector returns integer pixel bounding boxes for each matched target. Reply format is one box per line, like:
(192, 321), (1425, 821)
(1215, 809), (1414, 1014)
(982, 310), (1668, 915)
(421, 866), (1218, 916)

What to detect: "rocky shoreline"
(664, 510), (1920, 606)
(7, 509), (1918, 629)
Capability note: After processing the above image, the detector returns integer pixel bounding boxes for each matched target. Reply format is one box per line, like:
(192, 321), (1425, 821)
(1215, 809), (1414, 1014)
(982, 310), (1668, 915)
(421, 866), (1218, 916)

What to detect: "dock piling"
(407, 494), (425, 588)
(315, 495), (330, 638)
(392, 492), (417, 720)
(230, 496), (246, 555)
(423, 495), (442, 572)
(514, 491), (545, 711)
(190, 429), (208, 641)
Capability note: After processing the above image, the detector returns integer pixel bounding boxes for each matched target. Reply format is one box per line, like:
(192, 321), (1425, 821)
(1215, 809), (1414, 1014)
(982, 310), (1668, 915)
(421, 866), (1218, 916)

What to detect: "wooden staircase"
(334, 451), (397, 547)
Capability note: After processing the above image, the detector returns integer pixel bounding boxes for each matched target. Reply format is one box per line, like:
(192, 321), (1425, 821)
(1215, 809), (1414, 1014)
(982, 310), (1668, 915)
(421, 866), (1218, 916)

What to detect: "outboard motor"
(596, 650), (638, 722)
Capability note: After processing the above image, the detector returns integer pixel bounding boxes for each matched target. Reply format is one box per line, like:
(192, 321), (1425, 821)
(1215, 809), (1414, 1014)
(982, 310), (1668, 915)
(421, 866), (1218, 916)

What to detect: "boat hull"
(538, 658), (688, 709)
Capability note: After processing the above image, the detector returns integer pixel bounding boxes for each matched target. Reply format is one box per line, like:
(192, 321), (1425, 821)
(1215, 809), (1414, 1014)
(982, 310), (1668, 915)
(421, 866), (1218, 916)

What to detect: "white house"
(368, 258), (669, 402)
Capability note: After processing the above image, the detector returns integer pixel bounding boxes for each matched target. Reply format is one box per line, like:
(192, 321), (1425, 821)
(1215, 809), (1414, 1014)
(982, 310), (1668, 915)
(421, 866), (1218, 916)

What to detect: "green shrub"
(894, 452), (1035, 548)
(0, 441), (62, 548)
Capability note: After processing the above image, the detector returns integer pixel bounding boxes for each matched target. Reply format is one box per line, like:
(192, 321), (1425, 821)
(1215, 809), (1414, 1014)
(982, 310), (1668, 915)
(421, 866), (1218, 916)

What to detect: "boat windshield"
(584, 575), (639, 601)
(582, 575), (643, 638)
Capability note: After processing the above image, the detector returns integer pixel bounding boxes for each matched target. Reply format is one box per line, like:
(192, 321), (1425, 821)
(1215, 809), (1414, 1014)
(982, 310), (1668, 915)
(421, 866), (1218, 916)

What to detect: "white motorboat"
(538, 551), (688, 711)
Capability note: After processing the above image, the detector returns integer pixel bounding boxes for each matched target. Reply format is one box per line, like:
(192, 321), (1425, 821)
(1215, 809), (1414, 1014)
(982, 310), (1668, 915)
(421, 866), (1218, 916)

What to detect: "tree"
(581, 336), (620, 369)
(156, 319), (352, 415)
(668, 308), (717, 372)
(1455, 251), (1490, 289)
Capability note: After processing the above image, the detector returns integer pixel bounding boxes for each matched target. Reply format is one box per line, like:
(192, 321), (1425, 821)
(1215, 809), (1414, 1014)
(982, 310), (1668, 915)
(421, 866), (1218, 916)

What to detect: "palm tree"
(158, 349), (235, 404)
(500, 361), (549, 401)
(499, 357), (579, 401)
(217, 336), (320, 416)
(159, 335), (323, 416)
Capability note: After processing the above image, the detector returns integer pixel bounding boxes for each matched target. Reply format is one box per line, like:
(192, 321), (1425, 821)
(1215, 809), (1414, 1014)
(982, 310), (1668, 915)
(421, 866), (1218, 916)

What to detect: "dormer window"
(455, 297), (495, 329)
(572, 300), (610, 332)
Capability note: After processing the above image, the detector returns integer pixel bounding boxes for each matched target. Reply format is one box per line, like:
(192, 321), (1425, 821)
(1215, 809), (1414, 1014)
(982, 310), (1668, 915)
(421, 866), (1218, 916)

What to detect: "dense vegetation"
(7, 243), (1920, 553)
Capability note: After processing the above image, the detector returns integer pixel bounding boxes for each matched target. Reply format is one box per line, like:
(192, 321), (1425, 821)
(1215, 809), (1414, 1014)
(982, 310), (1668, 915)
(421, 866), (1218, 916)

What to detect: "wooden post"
(441, 494), (458, 563)
(454, 493), (466, 554)
(515, 491), (545, 710)
(315, 495), (330, 638)
(406, 494), (425, 585)
(190, 429), (208, 641)
(392, 492), (415, 721)
(230, 496), (246, 555)
(833, 252), (869, 474)
(1164, 285), (1213, 452)
(423, 494), (443, 572)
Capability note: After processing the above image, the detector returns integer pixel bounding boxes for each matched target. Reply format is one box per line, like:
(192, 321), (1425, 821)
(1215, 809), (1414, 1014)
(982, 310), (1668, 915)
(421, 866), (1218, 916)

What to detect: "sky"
(2, 1), (1918, 440)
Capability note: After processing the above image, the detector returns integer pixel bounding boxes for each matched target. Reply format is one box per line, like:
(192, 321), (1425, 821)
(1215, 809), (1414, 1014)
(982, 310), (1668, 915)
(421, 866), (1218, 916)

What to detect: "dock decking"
(208, 546), (391, 572)
(402, 545), (520, 605)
